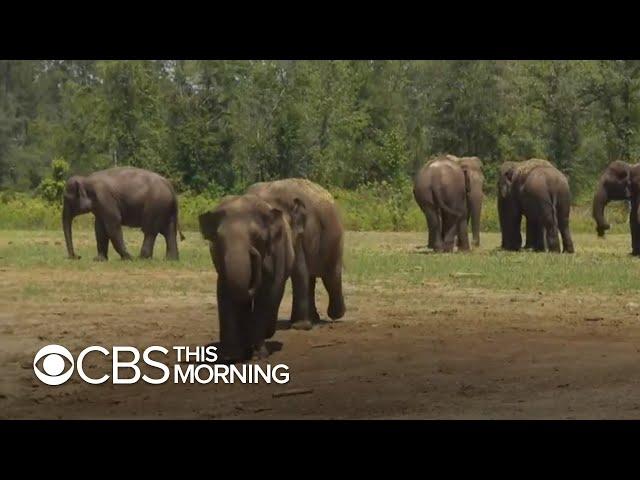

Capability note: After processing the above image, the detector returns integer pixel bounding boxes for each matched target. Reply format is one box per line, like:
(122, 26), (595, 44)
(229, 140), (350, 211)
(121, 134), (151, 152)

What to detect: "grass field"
(3, 228), (640, 419)
(2, 228), (640, 295)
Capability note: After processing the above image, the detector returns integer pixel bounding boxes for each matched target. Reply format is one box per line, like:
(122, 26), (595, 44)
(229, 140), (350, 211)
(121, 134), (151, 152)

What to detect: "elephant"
(413, 155), (470, 252)
(498, 158), (574, 253)
(199, 194), (304, 361)
(62, 167), (184, 261)
(246, 178), (346, 331)
(497, 161), (538, 250)
(447, 154), (484, 247)
(592, 160), (633, 238)
(629, 165), (640, 256)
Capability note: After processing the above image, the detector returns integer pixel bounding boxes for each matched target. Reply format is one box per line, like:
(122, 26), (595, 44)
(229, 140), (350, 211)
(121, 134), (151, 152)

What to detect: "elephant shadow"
(275, 318), (334, 331)
(412, 246), (464, 255)
(193, 340), (284, 365)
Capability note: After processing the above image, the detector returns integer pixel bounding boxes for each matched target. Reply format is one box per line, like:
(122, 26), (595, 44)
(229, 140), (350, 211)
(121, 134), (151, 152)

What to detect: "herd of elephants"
(59, 156), (637, 361)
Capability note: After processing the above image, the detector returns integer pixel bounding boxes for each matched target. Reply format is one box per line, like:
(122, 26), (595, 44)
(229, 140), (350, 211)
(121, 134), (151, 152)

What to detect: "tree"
(98, 60), (168, 173)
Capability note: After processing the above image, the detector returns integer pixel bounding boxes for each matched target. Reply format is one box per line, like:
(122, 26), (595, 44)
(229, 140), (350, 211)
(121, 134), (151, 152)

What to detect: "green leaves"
(4, 60), (640, 201)
(37, 157), (69, 203)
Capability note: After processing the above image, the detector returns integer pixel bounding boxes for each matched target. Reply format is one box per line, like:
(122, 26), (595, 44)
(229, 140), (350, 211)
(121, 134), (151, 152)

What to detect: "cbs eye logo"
(33, 345), (75, 385)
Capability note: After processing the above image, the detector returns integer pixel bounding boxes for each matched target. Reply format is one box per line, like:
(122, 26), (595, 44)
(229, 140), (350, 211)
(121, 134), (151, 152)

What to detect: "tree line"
(2, 60), (640, 199)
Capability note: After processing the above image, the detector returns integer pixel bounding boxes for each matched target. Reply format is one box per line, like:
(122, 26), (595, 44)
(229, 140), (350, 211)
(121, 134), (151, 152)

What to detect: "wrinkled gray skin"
(498, 160), (574, 253)
(413, 156), (470, 252)
(448, 155), (484, 247)
(246, 179), (346, 331)
(199, 194), (303, 361)
(63, 167), (184, 261)
(592, 160), (633, 238)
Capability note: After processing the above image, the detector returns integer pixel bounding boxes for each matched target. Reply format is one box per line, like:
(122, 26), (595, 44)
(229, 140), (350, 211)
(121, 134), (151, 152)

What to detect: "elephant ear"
(290, 198), (307, 236)
(263, 208), (286, 275)
(64, 176), (87, 201)
(199, 210), (225, 241)
(499, 166), (516, 198)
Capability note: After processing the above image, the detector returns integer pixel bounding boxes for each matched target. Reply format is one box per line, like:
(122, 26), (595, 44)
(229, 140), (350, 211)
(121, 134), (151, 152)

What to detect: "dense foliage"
(4, 60), (640, 201)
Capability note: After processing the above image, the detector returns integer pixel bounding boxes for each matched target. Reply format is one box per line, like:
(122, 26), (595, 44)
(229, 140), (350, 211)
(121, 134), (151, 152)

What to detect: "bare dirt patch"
(3, 231), (640, 419)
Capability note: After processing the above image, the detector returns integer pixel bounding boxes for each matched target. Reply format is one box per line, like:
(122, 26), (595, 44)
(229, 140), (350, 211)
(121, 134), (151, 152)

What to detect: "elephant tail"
(546, 194), (559, 230)
(172, 189), (186, 242)
(433, 187), (465, 218)
(176, 204), (185, 241)
(178, 217), (185, 242)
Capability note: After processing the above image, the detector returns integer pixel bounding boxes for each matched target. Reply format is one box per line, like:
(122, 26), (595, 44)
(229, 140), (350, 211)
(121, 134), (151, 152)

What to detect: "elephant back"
(517, 158), (555, 175)
(509, 158), (556, 185)
(247, 178), (335, 207)
(446, 154), (483, 174)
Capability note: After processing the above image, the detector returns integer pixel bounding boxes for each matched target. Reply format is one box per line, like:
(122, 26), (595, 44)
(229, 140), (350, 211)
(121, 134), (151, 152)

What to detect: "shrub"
(37, 158), (70, 203)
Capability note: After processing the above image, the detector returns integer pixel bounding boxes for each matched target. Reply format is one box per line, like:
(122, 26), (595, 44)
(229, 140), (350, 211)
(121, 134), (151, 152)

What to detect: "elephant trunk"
(62, 200), (78, 259)
(592, 183), (610, 237)
(223, 246), (262, 303)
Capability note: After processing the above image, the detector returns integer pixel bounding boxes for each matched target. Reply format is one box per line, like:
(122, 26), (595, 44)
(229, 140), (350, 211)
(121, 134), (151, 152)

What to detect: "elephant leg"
(441, 212), (458, 253)
(290, 248), (312, 330)
(633, 222), (640, 256)
(456, 214), (470, 252)
(535, 223), (546, 252)
(557, 206), (574, 254)
(526, 219), (545, 252)
(268, 281), (286, 338)
(248, 307), (269, 360)
(524, 219), (536, 249)
(629, 201), (640, 256)
(425, 205), (443, 251)
(93, 217), (109, 261)
(217, 278), (251, 362)
(104, 220), (133, 260)
(308, 276), (321, 323)
(469, 199), (481, 247)
(322, 264), (346, 321)
(559, 224), (574, 254)
(164, 216), (179, 261)
(424, 212), (435, 249)
(140, 232), (157, 259)
(630, 203), (640, 256)
(260, 310), (277, 343)
(507, 213), (523, 251)
(545, 228), (560, 252)
(541, 205), (561, 253)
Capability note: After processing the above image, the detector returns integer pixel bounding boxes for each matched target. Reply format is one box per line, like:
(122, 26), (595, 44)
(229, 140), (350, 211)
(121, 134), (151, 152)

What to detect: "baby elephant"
(199, 194), (305, 361)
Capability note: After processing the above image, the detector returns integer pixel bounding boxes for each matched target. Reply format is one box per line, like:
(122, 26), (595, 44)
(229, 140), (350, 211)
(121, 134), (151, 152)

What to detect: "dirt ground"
(3, 231), (640, 419)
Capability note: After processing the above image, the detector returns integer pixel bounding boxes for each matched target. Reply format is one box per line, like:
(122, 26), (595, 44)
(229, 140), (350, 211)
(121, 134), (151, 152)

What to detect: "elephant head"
(592, 160), (631, 237)
(199, 194), (306, 360)
(62, 176), (94, 259)
(498, 162), (517, 199)
(497, 162), (521, 250)
(457, 156), (484, 246)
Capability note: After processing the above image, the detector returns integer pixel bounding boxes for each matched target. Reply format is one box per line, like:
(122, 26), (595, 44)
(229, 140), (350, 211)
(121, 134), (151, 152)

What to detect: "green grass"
(0, 188), (633, 233)
(347, 233), (640, 294)
(2, 229), (640, 297)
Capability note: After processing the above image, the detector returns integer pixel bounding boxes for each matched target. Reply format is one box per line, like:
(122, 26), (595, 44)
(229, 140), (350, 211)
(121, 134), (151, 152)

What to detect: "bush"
(37, 158), (70, 203)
